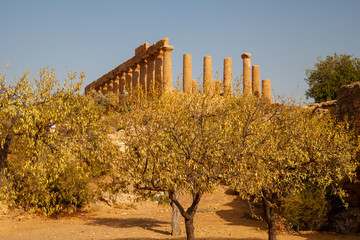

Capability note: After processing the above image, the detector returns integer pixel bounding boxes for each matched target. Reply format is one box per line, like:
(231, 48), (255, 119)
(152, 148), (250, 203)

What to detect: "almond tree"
(120, 92), (227, 240)
(223, 97), (358, 240)
(0, 67), (118, 215)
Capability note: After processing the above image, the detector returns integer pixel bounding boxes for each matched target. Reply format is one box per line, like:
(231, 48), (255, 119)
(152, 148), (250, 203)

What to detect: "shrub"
(280, 184), (330, 231)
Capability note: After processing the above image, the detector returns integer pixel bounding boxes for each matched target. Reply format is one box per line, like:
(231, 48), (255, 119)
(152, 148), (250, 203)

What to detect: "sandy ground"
(0, 186), (359, 240)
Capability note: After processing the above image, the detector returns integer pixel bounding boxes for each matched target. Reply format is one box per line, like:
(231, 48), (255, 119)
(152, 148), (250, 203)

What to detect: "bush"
(280, 184), (330, 231)
(0, 68), (120, 216)
(1, 158), (93, 215)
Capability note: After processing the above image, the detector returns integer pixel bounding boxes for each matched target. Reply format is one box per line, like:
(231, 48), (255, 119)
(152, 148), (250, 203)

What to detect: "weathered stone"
(126, 69), (133, 95)
(262, 79), (271, 102)
(102, 83), (108, 95)
(119, 72), (126, 98)
(155, 51), (163, 93)
(203, 56), (213, 95)
(113, 76), (120, 96)
(336, 82), (360, 130)
(132, 64), (140, 93)
(108, 79), (114, 93)
(252, 65), (260, 98)
(241, 53), (252, 96)
(183, 54), (192, 94)
(147, 56), (155, 96)
(135, 42), (149, 56)
(163, 46), (174, 93)
(140, 60), (147, 94)
(85, 38), (173, 94)
(223, 57), (232, 97)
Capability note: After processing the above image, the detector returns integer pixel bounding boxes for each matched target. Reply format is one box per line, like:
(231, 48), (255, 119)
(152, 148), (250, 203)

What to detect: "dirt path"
(0, 186), (359, 240)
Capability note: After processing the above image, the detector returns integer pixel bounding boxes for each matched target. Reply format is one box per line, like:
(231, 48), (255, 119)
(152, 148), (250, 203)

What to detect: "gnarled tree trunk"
(262, 196), (277, 240)
(185, 216), (195, 240)
(171, 193), (181, 236)
(169, 191), (202, 240)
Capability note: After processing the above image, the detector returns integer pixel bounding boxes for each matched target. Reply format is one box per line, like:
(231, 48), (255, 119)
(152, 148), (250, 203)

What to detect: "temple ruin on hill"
(84, 37), (272, 101)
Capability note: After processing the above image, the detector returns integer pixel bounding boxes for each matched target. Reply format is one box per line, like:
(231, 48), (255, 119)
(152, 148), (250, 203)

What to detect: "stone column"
(147, 56), (155, 96)
(155, 51), (163, 93)
(132, 64), (140, 94)
(126, 68), (133, 95)
(203, 56), (213, 95)
(140, 60), (147, 95)
(102, 82), (108, 95)
(223, 57), (232, 97)
(162, 46), (174, 93)
(252, 65), (260, 98)
(97, 86), (102, 94)
(108, 79), (114, 93)
(183, 54), (192, 94)
(262, 79), (272, 102)
(119, 72), (126, 98)
(241, 53), (252, 96)
(113, 76), (120, 96)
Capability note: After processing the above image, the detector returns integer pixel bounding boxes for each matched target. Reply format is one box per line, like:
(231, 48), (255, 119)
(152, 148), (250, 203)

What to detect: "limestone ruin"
(84, 38), (273, 101)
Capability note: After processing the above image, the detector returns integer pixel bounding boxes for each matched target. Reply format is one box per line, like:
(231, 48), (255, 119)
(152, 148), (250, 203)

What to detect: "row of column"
(95, 46), (174, 98)
(182, 53), (272, 101)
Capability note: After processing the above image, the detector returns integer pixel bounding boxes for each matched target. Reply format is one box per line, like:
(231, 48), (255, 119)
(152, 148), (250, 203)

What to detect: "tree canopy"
(223, 97), (358, 240)
(119, 92), (227, 240)
(305, 53), (360, 102)
(119, 92), (358, 240)
(0, 67), (119, 215)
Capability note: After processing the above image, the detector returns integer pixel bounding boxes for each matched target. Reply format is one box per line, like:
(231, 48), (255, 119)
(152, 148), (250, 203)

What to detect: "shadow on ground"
(88, 217), (170, 235)
(215, 190), (267, 231)
(106, 238), (264, 240)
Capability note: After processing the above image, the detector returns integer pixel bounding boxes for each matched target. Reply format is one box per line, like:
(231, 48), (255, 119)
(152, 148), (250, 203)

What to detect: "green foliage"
(305, 53), (360, 102)
(280, 184), (330, 231)
(0, 67), (119, 215)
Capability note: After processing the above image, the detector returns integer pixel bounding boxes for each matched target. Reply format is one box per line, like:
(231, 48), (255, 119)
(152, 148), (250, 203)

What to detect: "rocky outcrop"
(307, 82), (360, 233)
(336, 82), (360, 132)
(306, 100), (337, 114)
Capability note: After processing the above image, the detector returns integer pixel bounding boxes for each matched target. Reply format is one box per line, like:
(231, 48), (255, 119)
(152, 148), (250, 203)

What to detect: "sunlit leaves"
(0, 67), (118, 215)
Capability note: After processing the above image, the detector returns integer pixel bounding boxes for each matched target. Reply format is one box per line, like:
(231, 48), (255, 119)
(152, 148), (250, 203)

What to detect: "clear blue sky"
(1, 0), (360, 102)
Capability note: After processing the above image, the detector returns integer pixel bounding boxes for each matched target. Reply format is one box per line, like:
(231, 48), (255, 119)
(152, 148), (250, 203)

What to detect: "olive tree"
(305, 53), (360, 102)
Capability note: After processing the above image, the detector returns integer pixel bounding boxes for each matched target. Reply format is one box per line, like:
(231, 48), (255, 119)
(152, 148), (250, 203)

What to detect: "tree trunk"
(0, 134), (12, 170)
(185, 216), (195, 240)
(262, 197), (277, 240)
(169, 191), (202, 240)
(171, 193), (181, 236)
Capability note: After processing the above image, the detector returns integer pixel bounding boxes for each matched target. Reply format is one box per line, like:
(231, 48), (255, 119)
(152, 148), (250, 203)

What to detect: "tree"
(305, 53), (360, 102)
(0, 67), (119, 215)
(120, 92), (227, 240)
(223, 96), (358, 240)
